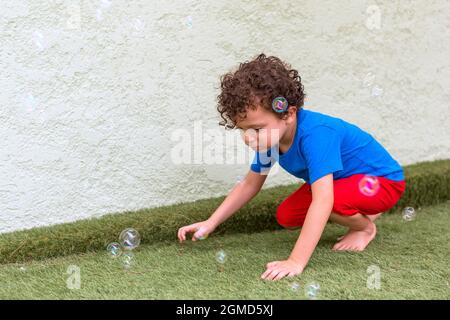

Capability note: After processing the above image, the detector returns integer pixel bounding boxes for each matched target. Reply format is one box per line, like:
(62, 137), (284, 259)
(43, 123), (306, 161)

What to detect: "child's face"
(235, 104), (296, 152)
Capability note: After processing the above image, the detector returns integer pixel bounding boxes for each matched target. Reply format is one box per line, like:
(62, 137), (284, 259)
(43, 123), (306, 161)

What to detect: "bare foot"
(332, 219), (377, 251)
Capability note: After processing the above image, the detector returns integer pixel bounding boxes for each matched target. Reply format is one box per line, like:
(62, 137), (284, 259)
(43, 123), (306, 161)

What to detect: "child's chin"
(255, 146), (270, 152)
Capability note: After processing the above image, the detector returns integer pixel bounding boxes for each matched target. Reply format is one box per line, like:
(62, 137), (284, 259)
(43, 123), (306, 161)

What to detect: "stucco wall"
(1, 0), (449, 234)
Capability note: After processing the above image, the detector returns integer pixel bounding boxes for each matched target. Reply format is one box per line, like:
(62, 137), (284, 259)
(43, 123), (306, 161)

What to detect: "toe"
(335, 243), (347, 251)
(342, 244), (352, 251)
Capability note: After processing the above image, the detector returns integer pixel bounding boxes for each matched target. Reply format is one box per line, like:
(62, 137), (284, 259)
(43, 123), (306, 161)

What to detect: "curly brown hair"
(216, 53), (306, 130)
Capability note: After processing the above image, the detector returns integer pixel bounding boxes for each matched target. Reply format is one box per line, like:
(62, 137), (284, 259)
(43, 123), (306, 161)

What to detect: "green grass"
(1, 202), (449, 299)
(1, 159), (449, 265)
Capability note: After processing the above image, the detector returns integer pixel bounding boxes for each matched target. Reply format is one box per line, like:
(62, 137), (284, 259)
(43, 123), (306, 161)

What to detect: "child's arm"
(208, 170), (268, 227)
(262, 174), (334, 280)
(288, 173), (334, 266)
(178, 170), (268, 242)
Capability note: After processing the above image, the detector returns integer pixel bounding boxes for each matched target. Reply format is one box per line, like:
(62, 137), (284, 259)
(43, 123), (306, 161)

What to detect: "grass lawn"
(0, 202), (449, 300)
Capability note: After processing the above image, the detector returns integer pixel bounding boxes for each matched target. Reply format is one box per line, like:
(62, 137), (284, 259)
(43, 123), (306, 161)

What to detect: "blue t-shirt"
(250, 108), (404, 184)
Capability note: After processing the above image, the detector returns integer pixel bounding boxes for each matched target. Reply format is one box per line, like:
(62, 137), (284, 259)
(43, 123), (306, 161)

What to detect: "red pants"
(276, 174), (406, 228)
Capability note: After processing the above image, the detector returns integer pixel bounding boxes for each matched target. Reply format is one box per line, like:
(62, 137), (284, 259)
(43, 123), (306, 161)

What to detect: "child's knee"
(276, 205), (302, 229)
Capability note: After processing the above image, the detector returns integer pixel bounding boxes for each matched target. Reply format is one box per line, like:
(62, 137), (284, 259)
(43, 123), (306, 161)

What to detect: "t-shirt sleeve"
(250, 146), (278, 175)
(301, 126), (343, 184)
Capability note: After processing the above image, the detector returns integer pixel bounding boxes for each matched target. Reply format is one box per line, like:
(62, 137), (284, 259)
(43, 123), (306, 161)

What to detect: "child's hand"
(261, 259), (304, 281)
(177, 220), (216, 243)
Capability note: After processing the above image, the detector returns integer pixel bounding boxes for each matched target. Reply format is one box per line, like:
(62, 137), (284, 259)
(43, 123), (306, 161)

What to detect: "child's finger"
(265, 268), (281, 281)
(261, 267), (277, 280)
(180, 227), (188, 241)
(274, 270), (289, 281)
(261, 268), (272, 279)
(179, 228), (188, 242)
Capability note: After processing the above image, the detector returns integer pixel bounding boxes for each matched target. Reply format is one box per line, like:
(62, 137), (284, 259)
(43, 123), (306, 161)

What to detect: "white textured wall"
(1, 0), (449, 234)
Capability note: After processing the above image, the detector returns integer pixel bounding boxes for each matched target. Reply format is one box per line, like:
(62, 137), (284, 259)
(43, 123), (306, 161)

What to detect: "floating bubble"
(216, 250), (227, 264)
(100, 0), (112, 8)
(121, 251), (134, 269)
(119, 228), (141, 250)
(19, 266), (27, 272)
(106, 242), (122, 258)
(371, 85), (384, 97)
(305, 282), (320, 299)
(186, 15), (193, 28)
(195, 226), (208, 240)
(272, 96), (288, 113)
(96, 1), (111, 21)
(95, 9), (104, 21)
(32, 31), (47, 51)
(133, 18), (145, 32)
(289, 282), (300, 292)
(24, 93), (38, 112)
(362, 72), (376, 88)
(402, 207), (416, 221)
(358, 175), (380, 197)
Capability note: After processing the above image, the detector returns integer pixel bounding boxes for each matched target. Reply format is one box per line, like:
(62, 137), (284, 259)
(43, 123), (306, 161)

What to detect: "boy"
(177, 53), (406, 281)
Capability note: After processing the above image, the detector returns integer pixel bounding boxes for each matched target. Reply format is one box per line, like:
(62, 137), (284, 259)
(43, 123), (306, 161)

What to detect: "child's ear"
(285, 108), (297, 123)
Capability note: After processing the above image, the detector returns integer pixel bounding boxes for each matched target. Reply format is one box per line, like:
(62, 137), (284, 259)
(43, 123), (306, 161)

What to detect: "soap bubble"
(186, 15), (193, 28)
(358, 175), (380, 197)
(106, 242), (122, 258)
(371, 85), (384, 97)
(100, 0), (111, 8)
(195, 226), (209, 240)
(362, 72), (376, 88)
(24, 93), (38, 112)
(119, 228), (141, 250)
(402, 207), (416, 221)
(32, 31), (47, 52)
(121, 251), (134, 269)
(95, 9), (104, 21)
(272, 96), (288, 113)
(216, 250), (227, 264)
(305, 282), (320, 299)
(96, 0), (112, 21)
(132, 18), (145, 32)
(289, 282), (300, 292)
